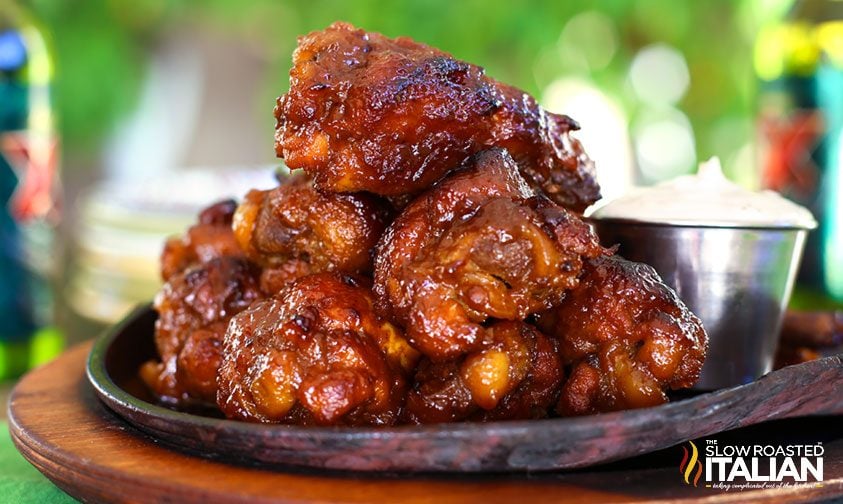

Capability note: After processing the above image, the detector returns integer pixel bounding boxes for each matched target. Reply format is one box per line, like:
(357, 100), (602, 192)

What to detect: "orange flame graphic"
(679, 441), (703, 487)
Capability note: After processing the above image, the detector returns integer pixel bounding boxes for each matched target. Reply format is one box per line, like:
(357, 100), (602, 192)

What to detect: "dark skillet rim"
(85, 304), (843, 462)
(85, 305), (680, 440)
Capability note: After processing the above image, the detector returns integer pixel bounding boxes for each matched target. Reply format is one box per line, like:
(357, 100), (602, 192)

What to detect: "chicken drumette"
(374, 148), (604, 361)
(535, 255), (708, 415)
(146, 201), (264, 404)
(217, 272), (419, 425)
(142, 256), (263, 403)
(275, 22), (600, 213)
(233, 175), (392, 293)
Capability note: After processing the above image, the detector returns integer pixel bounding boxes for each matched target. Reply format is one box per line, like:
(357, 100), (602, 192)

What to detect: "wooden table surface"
(7, 342), (843, 503)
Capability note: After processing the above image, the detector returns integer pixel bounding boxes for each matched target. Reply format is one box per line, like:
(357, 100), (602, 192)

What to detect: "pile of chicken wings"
(141, 22), (708, 426)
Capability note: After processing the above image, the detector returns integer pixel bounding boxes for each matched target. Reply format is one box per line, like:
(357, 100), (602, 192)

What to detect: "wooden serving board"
(7, 342), (843, 503)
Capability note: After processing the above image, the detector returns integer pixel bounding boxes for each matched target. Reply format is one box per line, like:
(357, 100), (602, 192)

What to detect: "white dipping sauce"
(589, 157), (817, 229)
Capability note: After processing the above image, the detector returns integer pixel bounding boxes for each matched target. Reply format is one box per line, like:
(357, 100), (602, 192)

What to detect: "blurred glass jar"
(755, 0), (843, 306)
(0, 1), (63, 379)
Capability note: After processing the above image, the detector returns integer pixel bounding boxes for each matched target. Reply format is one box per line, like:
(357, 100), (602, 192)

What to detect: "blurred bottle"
(0, 1), (63, 379)
(755, 0), (843, 307)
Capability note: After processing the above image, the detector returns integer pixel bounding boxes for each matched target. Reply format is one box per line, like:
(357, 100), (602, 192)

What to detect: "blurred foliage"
(23, 0), (790, 170)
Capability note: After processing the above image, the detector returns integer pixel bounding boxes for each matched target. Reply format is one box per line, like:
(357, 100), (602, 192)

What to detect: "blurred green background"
(23, 0), (841, 335)
(29, 0), (791, 184)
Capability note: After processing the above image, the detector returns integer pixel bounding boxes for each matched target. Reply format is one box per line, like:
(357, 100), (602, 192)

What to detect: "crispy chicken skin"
(217, 272), (419, 425)
(233, 175), (392, 293)
(160, 200), (245, 281)
(142, 257), (263, 403)
(404, 321), (563, 424)
(275, 22), (600, 212)
(374, 148), (603, 361)
(535, 256), (708, 416)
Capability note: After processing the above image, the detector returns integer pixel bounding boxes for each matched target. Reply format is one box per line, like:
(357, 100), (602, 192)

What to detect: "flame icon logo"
(679, 441), (703, 487)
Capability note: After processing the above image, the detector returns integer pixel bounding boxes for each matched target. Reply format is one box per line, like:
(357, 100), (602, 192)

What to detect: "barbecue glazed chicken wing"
(404, 321), (564, 424)
(142, 256), (263, 403)
(275, 22), (600, 213)
(160, 200), (245, 281)
(217, 272), (419, 425)
(146, 22), (712, 425)
(233, 175), (392, 293)
(374, 148), (604, 361)
(535, 255), (708, 415)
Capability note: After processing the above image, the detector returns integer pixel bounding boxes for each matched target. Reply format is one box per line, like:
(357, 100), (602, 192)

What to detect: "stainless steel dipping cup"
(592, 219), (813, 390)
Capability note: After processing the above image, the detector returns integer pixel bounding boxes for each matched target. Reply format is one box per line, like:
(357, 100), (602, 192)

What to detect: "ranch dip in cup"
(589, 157), (817, 390)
